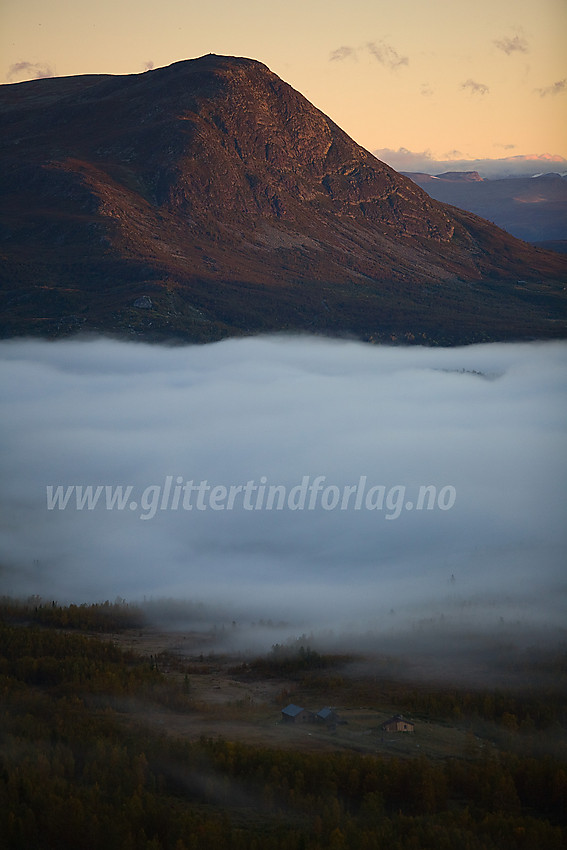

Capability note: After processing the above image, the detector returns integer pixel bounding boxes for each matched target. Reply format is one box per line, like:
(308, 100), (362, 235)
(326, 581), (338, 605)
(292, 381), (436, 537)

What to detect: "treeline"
(324, 677), (567, 734)
(1, 619), (566, 849)
(0, 621), (190, 712)
(0, 596), (146, 631)
(399, 685), (565, 733)
(284, 667), (567, 734)
(247, 644), (354, 678)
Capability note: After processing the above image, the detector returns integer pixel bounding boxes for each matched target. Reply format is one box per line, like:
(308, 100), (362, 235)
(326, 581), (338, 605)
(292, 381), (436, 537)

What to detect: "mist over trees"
(1, 600), (566, 849)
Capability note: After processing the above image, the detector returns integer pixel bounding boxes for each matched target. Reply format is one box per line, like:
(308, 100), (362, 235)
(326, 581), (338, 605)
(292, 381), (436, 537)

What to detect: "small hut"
(316, 707), (340, 724)
(381, 714), (415, 733)
(281, 703), (314, 723)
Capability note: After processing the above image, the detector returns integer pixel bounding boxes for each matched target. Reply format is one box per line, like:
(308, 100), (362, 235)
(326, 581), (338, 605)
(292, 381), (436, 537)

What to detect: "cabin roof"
(282, 703), (305, 717)
(382, 714), (414, 726)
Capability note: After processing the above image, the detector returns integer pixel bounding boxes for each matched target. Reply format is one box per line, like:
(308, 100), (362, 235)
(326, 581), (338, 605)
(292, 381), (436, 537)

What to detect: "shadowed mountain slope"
(1, 54), (566, 344)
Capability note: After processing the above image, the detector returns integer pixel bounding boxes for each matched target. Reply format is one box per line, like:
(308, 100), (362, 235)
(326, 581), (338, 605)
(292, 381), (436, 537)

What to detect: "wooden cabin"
(281, 703), (314, 723)
(381, 714), (415, 733)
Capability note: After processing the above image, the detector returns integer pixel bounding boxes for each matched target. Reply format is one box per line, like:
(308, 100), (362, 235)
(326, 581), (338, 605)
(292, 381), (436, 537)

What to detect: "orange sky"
(1, 0), (566, 161)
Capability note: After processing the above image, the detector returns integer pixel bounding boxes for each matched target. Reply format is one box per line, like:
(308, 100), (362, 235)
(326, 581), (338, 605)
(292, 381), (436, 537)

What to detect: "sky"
(1, 336), (566, 659)
(1, 0), (566, 167)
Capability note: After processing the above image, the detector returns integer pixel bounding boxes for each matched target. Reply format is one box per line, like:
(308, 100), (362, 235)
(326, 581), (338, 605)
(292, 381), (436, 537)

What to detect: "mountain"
(404, 171), (567, 244)
(435, 172), (484, 183)
(375, 150), (567, 180)
(1, 54), (566, 345)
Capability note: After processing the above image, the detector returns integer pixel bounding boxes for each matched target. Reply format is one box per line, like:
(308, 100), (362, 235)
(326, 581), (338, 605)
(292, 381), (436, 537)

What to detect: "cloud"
(494, 34), (529, 55)
(373, 147), (567, 178)
(0, 336), (565, 665)
(461, 78), (489, 95)
(7, 61), (54, 82)
(366, 40), (408, 70)
(420, 84), (434, 97)
(329, 42), (408, 69)
(535, 78), (567, 97)
(329, 46), (357, 62)
(373, 147), (436, 171)
(443, 149), (464, 160)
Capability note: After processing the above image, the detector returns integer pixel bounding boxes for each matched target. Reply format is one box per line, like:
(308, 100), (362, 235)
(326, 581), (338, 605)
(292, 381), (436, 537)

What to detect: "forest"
(1, 598), (566, 849)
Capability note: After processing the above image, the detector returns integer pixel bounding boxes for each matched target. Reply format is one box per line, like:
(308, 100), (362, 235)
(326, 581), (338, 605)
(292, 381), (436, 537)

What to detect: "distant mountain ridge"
(435, 172), (484, 183)
(375, 150), (567, 179)
(1, 54), (566, 344)
(404, 171), (567, 243)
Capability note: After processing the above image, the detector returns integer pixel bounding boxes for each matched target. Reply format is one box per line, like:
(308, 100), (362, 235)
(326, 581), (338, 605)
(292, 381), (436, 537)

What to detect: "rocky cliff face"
(1, 54), (566, 343)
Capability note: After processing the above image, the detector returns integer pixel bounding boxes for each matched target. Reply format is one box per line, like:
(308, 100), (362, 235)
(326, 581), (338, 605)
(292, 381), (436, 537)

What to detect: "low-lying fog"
(1, 335), (566, 661)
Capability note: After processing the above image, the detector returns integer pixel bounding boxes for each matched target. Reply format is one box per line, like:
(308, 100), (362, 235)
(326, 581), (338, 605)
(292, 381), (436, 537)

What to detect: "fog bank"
(1, 335), (565, 651)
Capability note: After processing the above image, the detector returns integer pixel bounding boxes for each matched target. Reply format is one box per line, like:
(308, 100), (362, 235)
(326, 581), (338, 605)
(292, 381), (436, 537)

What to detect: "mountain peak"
(143, 53), (274, 86)
(1, 57), (566, 344)
(168, 53), (272, 71)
